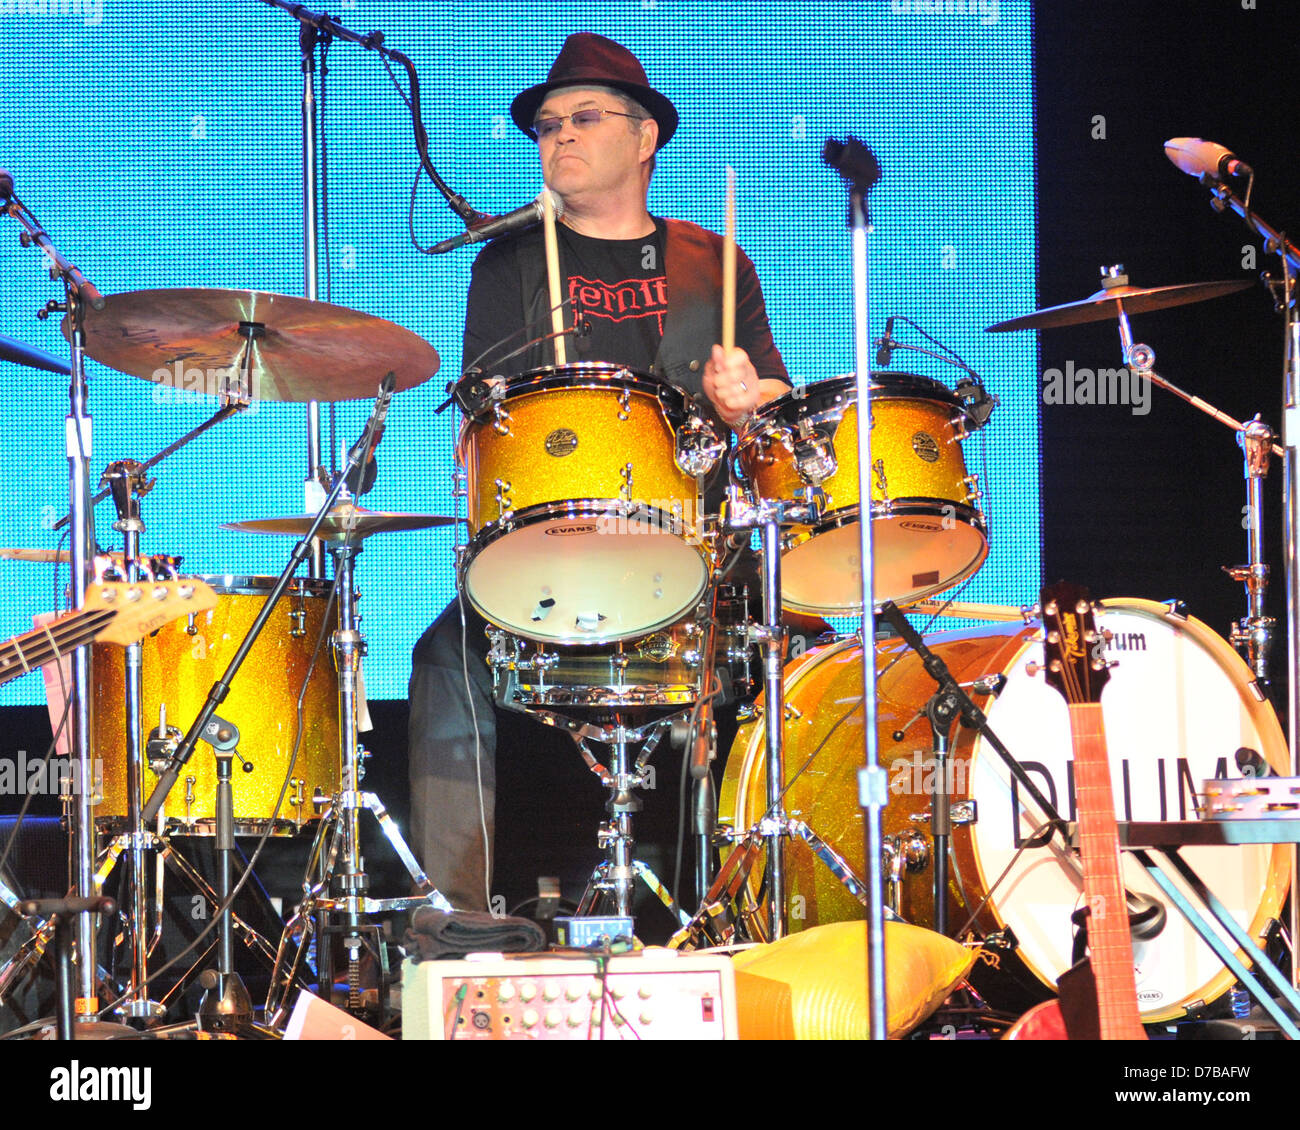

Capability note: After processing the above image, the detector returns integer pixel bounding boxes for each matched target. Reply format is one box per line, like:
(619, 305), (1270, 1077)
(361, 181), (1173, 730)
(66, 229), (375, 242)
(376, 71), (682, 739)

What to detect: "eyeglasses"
(528, 108), (644, 141)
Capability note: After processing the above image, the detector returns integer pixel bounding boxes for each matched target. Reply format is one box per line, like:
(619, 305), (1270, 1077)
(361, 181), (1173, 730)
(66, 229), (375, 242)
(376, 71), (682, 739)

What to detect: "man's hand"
(703, 344), (761, 428)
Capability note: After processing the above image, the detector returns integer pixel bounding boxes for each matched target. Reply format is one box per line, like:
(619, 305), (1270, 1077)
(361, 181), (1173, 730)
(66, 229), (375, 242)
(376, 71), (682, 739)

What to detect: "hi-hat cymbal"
(220, 504), (457, 541)
(62, 288), (440, 401)
(1, 335), (71, 376)
(986, 278), (1253, 333)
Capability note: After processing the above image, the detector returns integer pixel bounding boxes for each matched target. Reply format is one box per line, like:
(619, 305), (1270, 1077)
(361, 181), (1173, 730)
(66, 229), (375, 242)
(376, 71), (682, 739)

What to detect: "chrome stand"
(1227, 417), (1277, 684)
(271, 533), (450, 1023)
(570, 717), (688, 925)
(2, 175), (105, 1022)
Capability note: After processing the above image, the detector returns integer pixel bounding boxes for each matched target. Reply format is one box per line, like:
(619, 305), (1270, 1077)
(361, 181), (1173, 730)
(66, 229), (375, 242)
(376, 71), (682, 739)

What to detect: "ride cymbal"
(62, 288), (439, 401)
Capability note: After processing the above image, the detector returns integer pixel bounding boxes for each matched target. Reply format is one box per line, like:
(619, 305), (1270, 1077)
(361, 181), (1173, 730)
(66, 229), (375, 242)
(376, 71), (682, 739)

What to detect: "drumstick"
(722, 166), (736, 355)
(909, 599), (1033, 623)
(542, 188), (566, 366)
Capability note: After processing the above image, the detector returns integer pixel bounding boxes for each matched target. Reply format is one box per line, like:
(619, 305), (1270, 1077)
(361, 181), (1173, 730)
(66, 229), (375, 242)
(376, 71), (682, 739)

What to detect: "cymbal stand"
(288, 530), (451, 1022)
(1100, 274), (1281, 686)
(1227, 418), (1277, 685)
(96, 461), (165, 1020)
(2, 170), (105, 1020)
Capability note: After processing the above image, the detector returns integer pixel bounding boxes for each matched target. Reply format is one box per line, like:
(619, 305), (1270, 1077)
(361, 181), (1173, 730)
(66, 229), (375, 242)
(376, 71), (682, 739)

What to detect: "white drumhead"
(781, 513), (988, 612)
(967, 600), (1289, 1021)
(464, 510), (708, 643)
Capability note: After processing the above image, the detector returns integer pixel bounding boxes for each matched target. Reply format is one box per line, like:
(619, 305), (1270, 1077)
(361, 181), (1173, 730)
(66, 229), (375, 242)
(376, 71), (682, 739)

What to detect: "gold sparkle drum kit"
(5, 119), (1300, 1041)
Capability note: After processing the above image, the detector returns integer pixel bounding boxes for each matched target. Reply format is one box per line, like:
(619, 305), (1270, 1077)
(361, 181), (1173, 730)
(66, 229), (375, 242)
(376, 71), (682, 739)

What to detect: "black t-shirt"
(461, 218), (788, 401)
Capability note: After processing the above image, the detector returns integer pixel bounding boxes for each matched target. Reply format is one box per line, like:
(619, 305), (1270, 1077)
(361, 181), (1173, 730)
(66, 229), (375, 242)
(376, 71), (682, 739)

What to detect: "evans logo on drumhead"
(900, 519), (942, 533)
(911, 432), (941, 462)
(1137, 990), (1164, 1004)
(545, 428), (579, 456)
(545, 523), (599, 536)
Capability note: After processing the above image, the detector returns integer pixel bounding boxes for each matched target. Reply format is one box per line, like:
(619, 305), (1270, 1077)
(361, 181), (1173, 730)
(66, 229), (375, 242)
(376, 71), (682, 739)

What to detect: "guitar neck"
(1069, 702), (1146, 1041)
(0, 607), (117, 690)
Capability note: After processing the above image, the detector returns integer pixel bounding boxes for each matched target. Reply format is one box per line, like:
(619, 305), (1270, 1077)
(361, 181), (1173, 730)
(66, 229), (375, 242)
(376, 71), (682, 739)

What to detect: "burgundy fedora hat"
(510, 32), (678, 150)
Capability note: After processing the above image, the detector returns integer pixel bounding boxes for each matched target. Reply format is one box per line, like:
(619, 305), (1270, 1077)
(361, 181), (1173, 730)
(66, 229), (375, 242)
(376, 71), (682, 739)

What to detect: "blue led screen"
(0, 0), (1037, 704)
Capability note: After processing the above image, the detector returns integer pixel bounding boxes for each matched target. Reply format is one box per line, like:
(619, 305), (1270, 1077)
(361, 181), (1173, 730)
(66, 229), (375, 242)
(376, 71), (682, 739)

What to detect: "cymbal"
(1, 335), (71, 376)
(220, 504), (457, 541)
(62, 288), (440, 401)
(986, 278), (1253, 333)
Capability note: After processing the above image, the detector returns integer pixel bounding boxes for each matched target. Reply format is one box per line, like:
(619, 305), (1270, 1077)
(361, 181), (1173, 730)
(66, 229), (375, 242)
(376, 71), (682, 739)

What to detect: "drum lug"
(963, 472), (983, 504)
(183, 775), (196, 823)
(289, 589), (307, 638)
(950, 412), (970, 442)
(620, 463), (634, 502)
(872, 458), (890, 502)
(451, 465), (468, 501)
(492, 401), (512, 436)
(617, 385), (632, 421)
(494, 478), (513, 518)
(289, 777), (305, 823)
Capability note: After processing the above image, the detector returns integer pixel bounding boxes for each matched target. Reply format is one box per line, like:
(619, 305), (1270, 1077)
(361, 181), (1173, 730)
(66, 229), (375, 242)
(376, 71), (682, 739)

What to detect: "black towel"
(405, 907), (547, 961)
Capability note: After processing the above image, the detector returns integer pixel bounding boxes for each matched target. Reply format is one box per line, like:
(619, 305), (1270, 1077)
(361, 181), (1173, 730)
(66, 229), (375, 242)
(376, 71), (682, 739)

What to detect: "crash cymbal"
(61, 288), (439, 401)
(220, 504), (457, 541)
(0, 334), (71, 376)
(986, 278), (1253, 333)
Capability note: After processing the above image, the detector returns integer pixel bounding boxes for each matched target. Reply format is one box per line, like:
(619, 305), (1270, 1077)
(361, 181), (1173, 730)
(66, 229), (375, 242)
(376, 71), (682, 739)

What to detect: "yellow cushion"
(732, 920), (975, 1039)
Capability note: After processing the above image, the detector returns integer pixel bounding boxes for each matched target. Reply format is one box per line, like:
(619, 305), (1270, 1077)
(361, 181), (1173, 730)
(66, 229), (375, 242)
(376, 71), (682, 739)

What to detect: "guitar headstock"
(83, 579), (219, 645)
(1039, 581), (1110, 704)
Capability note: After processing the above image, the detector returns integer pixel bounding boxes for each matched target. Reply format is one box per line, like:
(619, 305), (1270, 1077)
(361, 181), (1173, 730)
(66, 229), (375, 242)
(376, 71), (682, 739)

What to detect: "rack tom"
(458, 364), (724, 644)
(736, 374), (987, 613)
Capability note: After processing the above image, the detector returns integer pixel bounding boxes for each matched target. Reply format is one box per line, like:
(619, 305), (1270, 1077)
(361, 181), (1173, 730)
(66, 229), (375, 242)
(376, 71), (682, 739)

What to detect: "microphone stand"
(1, 174), (105, 1022)
(1185, 172), (1300, 991)
(260, 1), (485, 581)
(824, 136), (888, 1040)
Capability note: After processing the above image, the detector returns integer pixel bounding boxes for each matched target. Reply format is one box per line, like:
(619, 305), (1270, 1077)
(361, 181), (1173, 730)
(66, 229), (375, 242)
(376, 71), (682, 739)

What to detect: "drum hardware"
(882, 831), (930, 915)
(567, 717), (688, 926)
(4, 167), (111, 1018)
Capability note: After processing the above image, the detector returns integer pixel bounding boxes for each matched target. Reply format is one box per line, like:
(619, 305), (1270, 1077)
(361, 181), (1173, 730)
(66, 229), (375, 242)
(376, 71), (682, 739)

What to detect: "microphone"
(875, 316), (897, 367)
(1164, 138), (1253, 182)
(431, 190), (564, 254)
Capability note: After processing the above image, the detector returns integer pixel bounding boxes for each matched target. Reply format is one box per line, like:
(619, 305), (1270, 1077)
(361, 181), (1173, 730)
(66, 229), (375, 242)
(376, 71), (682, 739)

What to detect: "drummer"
(409, 32), (790, 912)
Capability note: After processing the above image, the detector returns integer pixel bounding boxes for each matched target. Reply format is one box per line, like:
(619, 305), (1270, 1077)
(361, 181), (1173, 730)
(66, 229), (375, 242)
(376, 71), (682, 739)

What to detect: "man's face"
(534, 87), (656, 205)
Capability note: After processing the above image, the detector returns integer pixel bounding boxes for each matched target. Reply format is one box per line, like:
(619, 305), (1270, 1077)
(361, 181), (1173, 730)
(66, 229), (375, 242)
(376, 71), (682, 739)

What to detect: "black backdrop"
(2, 0), (1298, 950)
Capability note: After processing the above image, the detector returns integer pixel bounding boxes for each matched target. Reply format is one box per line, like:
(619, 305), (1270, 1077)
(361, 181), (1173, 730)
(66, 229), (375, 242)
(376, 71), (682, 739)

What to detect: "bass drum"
(719, 599), (1291, 1023)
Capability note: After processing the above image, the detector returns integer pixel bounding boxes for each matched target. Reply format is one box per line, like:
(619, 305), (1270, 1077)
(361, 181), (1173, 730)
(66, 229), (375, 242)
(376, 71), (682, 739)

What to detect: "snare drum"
(736, 374), (987, 613)
(488, 586), (753, 710)
(457, 364), (724, 645)
(719, 600), (1291, 1022)
(93, 576), (341, 835)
